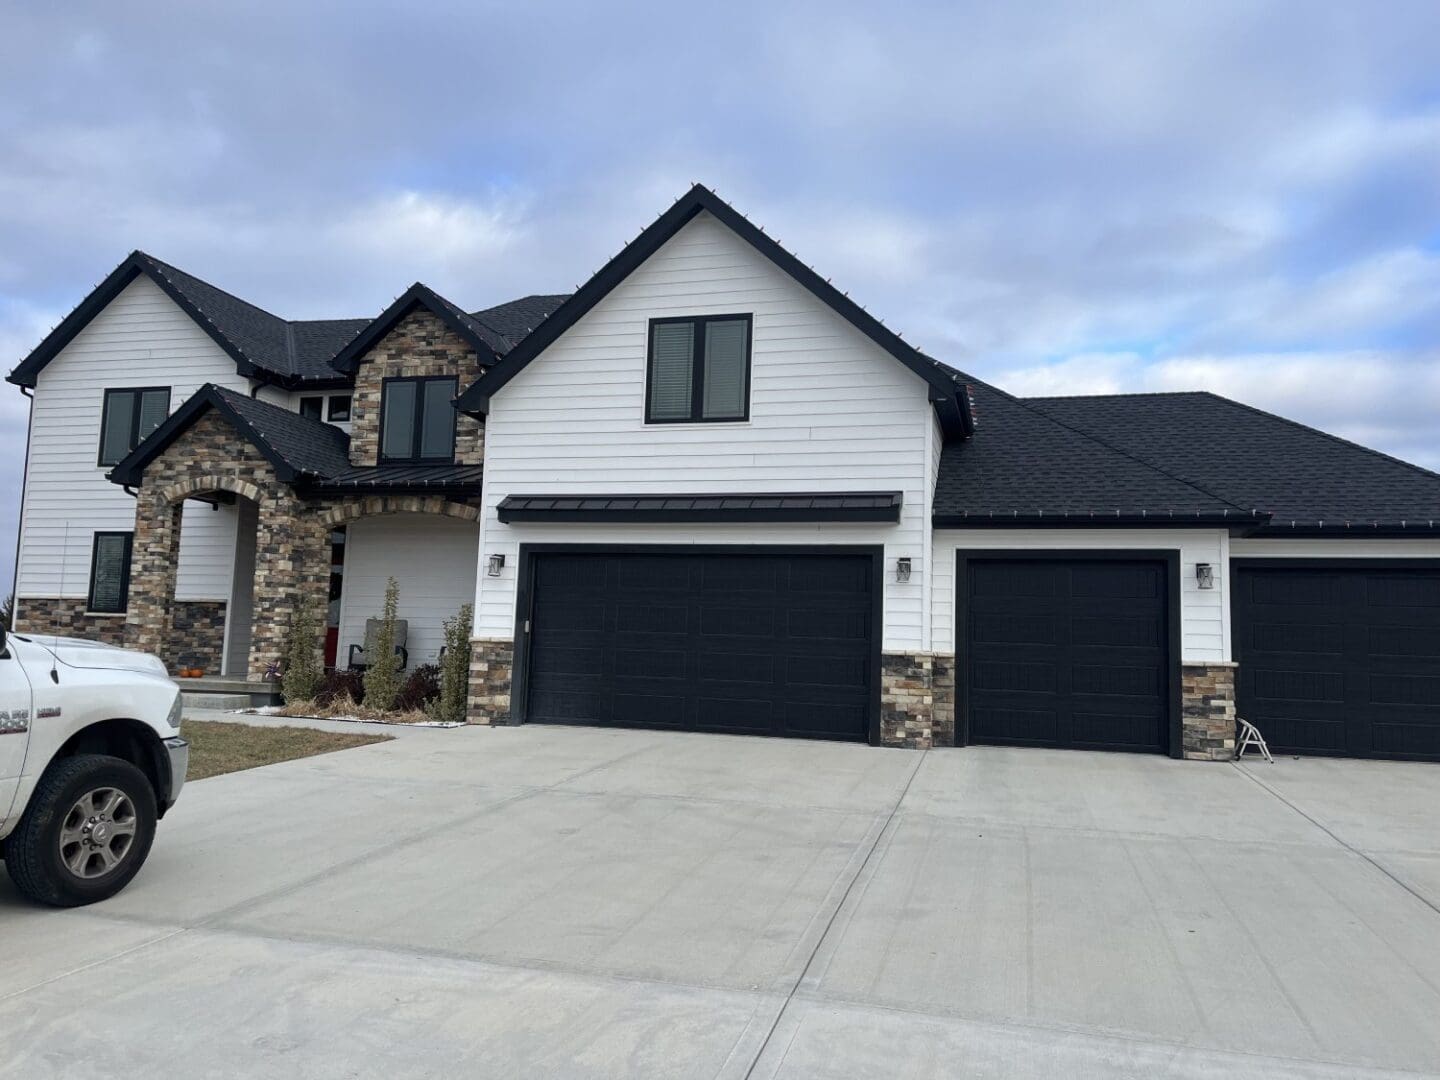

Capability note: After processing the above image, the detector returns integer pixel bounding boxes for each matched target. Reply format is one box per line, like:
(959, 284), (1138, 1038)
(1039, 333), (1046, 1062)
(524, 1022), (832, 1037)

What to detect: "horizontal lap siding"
(337, 514), (480, 668)
(18, 277), (251, 603)
(476, 211), (933, 651)
(931, 529), (1230, 661)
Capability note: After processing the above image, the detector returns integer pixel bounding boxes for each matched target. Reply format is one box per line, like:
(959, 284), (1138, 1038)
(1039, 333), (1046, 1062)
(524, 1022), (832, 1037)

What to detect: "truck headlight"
(166, 693), (184, 731)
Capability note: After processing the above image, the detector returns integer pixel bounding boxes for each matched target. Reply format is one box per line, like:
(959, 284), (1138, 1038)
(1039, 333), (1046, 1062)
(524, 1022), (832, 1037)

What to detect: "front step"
(174, 676), (281, 708)
(181, 691), (254, 712)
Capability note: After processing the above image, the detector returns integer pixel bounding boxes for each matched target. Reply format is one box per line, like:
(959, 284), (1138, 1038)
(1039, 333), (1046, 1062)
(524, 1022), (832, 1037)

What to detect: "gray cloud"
(2, 1), (1439, 591)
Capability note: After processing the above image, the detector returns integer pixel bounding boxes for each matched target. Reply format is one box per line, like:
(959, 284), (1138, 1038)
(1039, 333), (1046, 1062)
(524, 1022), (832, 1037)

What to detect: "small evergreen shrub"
(362, 577), (402, 712)
(433, 603), (473, 723)
(280, 595), (323, 704)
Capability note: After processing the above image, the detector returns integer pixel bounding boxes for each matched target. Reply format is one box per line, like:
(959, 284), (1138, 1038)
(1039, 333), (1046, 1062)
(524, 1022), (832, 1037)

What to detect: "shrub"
(396, 664), (441, 712)
(362, 577), (402, 712)
(316, 668), (364, 707)
(280, 595), (323, 704)
(433, 603), (473, 724)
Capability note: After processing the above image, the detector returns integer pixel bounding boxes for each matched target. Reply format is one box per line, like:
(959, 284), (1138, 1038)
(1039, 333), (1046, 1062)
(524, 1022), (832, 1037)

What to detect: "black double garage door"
(517, 549), (879, 741)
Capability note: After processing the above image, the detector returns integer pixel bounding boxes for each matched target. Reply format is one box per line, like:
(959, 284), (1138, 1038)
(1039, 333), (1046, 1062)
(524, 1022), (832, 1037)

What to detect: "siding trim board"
(954, 549), (1184, 758)
(510, 543), (885, 745)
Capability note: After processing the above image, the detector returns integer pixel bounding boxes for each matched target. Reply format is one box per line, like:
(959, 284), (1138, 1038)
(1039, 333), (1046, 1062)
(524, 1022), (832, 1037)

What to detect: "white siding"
(1230, 538), (1440, 558)
(473, 211), (934, 651)
(338, 514), (479, 668)
(931, 528), (1231, 661)
(17, 276), (251, 604)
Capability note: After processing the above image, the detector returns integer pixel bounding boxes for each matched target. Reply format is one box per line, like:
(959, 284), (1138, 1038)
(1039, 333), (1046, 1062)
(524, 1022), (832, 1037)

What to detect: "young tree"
(433, 603), (473, 723)
(1, 593), (14, 630)
(280, 594), (323, 704)
(363, 577), (402, 712)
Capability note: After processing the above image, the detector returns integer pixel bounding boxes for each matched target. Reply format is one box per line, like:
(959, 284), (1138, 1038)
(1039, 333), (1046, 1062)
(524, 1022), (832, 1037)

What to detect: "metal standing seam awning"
(495, 491), (904, 524)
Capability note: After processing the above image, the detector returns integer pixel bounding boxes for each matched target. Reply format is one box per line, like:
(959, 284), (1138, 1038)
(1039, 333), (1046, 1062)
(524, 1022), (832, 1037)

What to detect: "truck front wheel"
(4, 755), (158, 907)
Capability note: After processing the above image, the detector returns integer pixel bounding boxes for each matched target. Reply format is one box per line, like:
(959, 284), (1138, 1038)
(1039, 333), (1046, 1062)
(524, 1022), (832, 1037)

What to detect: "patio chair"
(347, 618), (409, 672)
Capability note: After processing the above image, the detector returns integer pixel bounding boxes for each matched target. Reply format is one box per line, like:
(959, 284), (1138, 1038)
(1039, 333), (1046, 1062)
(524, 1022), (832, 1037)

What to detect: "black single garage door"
(521, 550), (878, 741)
(1233, 564), (1440, 760)
(962, 557), (1172, 753)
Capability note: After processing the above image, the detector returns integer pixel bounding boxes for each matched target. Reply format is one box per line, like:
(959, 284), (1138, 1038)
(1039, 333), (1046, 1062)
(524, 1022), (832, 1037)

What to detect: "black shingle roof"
(1026, 391), (1440, 533)
(8, 250), (565, 390)
(933, 378), (1256, 526)
(108, 384), (482, 494)
(497, 491), (903, 523)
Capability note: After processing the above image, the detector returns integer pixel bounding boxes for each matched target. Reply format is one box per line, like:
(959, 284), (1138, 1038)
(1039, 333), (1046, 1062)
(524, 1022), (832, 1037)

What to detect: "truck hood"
(18, 634), (171, 679)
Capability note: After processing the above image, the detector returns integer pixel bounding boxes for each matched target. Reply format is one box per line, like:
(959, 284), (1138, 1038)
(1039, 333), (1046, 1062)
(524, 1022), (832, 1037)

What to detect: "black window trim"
(378, 375), (458, 463)
(326, 394), (352, 422)
(644, 313), (752, 424)
(97, 386), (171, 468)
(87, 531), (134, 614)
(298, 395), (324, 421)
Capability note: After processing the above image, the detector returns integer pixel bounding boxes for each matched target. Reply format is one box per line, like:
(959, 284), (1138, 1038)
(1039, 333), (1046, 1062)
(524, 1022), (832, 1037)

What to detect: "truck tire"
(4, 754), (158, 907)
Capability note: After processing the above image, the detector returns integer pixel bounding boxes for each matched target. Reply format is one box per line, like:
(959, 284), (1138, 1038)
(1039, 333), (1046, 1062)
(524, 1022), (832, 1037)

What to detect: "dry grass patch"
(181, 719), (392, 781)
(278, 697), (441, 725)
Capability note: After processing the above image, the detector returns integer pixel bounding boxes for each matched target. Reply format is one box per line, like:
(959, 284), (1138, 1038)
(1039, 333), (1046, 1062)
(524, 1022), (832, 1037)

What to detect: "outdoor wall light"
(896, 557), (912, 583)
(487, 553), (506, 577)
(1196, 562), (1215, 589)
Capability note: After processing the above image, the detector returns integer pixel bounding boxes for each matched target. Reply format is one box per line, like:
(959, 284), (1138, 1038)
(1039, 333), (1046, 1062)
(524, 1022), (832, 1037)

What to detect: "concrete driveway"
(2, 724), (1438, 1079)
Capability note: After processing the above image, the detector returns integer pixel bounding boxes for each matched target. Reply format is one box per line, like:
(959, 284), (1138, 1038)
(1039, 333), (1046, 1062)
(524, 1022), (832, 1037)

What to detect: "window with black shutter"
(87, 532), (133, 614)
(645, 315), (751, 423)
(98, 387), (171, 466)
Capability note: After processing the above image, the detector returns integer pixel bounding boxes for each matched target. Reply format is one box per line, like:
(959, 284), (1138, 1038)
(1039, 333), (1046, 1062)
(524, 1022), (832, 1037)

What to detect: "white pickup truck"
(0, 622), (187, 906)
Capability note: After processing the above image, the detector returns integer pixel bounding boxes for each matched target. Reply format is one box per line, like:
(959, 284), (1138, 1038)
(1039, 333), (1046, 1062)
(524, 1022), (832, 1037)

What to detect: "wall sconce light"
(1195, 563), (1214, 590)
(896, 557), (912, 583)
(487, 553), (506, 578)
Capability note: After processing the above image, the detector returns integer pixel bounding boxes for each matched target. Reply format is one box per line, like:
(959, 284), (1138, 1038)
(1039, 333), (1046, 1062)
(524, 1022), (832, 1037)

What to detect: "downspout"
(8, 385), (34, 629)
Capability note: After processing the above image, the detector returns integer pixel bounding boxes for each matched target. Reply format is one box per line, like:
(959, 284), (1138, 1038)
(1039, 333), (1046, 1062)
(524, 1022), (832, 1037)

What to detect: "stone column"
(1181, 661), (1238, 760)
(467, 638), (515, 724)
(247, 493), (331, 680)
(125, 494), (183, 663)
(881, 652), (936, 748)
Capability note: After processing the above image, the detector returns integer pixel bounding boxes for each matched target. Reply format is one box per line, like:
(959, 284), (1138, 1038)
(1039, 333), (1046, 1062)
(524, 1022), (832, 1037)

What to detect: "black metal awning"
(496, 491), (903, 524)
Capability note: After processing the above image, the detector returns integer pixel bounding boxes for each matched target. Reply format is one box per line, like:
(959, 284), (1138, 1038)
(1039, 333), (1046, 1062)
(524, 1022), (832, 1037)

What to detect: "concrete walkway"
(2, 727), (1438, 1079)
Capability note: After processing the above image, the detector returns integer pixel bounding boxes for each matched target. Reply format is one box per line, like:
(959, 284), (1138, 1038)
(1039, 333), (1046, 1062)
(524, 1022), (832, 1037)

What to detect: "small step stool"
(1235, 717), (1273, 763)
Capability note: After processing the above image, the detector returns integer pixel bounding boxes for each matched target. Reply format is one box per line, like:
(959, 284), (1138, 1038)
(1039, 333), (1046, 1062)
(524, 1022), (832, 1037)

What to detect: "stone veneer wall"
(466, 638), (515, 724)
(13, 598), (127, 646)
(169, 600), (227, 674)
(348, 308), (486, 468)
(881, 652), (938, 748)
(127, 410), (332, 682)
(932, 653), (956, 748)
(1181, 661), (1237, 761)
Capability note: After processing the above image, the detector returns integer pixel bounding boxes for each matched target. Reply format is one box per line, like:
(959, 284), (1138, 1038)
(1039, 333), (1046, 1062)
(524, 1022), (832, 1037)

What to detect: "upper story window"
(98, 387), (171, 467)
(380, 376), (457, 462)
(327, 395), (352, 422)
(299, 396), (324, 420)
(646, 314), (751, 423)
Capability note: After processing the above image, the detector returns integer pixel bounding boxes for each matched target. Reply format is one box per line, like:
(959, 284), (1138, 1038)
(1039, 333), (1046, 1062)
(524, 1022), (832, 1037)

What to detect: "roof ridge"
(1024, 390), (1213, 401)
(136, 251), (288, 324)
(981, 376), (1257, 514)
(1195, 390), (1440, 484)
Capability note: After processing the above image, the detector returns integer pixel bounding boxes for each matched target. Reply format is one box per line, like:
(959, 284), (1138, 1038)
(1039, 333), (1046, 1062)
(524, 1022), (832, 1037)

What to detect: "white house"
(9, 185), (1440, 761)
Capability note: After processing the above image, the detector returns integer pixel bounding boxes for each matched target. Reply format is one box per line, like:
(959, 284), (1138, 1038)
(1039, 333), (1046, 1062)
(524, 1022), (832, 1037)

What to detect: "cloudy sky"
(3, 1), (1439, 593)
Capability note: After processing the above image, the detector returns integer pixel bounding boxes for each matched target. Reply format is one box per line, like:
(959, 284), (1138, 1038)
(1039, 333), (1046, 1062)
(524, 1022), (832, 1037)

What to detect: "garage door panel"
(973, 706), (1058, 744)
(1071, 663), (1162, 698)
(972, 613), (1058, 645)
(525, 551), (875, 741)
(970, 562), (1059, 598)
(1368, 625), (1440, 658)
(1235, 564), (1440, 761)
(1070, 564), (1162, 599)
(1251, 668), (1345, 703)
(1251, 621), (1344, 656)
(1071, 710), (1164, 750)
(1070, 615), (1162, 649)
(974, 659), (1058, 694)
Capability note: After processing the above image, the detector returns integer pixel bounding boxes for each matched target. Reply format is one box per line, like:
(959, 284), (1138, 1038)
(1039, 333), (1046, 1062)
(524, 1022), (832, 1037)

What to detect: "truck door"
(0, 630), (34, 828)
